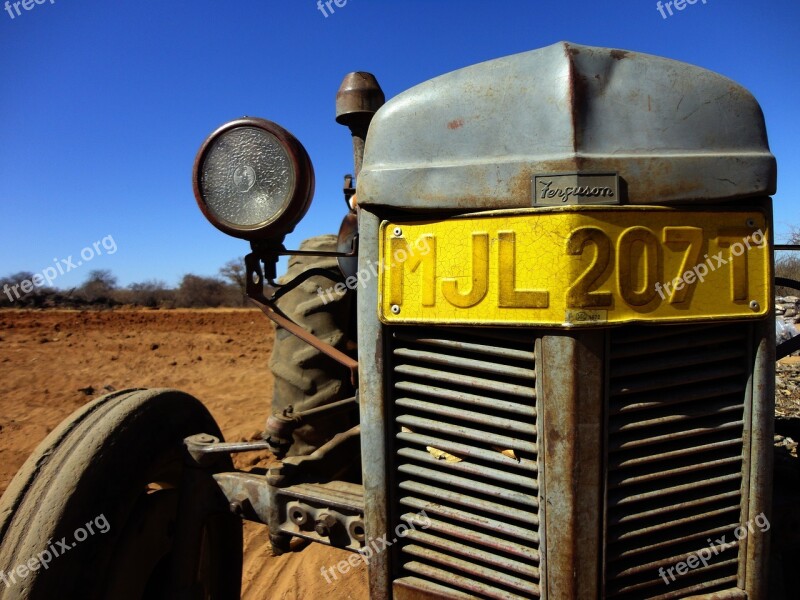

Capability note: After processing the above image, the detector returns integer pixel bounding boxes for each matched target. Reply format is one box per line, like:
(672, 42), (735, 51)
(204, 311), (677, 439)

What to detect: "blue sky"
(1, 0), (798, 288)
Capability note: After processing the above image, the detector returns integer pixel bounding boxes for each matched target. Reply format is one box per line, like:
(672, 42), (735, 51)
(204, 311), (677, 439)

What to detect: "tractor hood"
(358, 42), (776, 210)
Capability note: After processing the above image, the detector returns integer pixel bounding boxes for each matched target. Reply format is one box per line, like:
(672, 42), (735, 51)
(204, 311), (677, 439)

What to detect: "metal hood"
(358, 42), (776, 210)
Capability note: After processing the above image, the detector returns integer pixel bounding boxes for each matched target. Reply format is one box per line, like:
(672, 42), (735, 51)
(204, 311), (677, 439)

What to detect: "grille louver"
(389, 328), (541, 600)
(604, 323), (751, 600)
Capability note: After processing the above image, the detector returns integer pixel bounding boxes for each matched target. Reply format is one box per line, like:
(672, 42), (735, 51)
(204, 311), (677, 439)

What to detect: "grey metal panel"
(359, 42), (776, 210)
(357, 208), (392, 600)
(744, 201), (775, 599)
(539, 332), (604, 599)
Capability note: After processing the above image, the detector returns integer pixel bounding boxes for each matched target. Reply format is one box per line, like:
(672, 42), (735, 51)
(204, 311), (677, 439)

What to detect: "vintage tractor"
(0, 42), (789, 599)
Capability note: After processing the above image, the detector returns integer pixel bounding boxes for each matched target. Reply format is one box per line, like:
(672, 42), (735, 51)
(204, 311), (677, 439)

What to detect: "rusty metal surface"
(355, 209), (392, 599)
(355, 45), (778, 597)
(603, 323), (755, 599)
(401, 528), (539, 578)
(388, 326), (542, 598)
(212, 471), (365, 550)
(184, 433), (274, 464)
(745, 294), (775, 598)
(368, 215), (774, 600)
(213, 471), (274, 525)
(393, 576), (476, 600)
(682, 591), (747, 600)
(336, 72), (386, 124)
(336, 72), (385, 178)
(278, 481), (365, 551)
(359, 42), (775, 210)
(539, 332), (604, 599)
(187, 398), (359, 460)
(275, 424), (361, 482)
(399, 562), (530, 600)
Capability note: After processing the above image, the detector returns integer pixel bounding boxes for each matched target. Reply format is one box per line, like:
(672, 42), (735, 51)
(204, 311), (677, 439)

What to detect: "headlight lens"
(192, 118), (314, 241)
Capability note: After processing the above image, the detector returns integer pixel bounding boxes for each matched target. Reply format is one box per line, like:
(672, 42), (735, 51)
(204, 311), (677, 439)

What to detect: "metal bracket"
(244, 236), (360, 385)
(248, 294), (358, 385)
(264, 395), (358, 459)
(184, 430), (366, 553)
(184, 433), (274, 465)
(212, 472), (366, 553)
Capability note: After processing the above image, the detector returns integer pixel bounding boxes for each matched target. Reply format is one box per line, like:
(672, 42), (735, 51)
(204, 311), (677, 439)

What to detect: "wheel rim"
(103, 486), (179, 599)
(0, 389), (242, 600)
(100, 469), (223, 600)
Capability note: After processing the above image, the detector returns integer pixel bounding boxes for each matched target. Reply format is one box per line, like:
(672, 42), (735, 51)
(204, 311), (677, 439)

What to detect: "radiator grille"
(389, 328), (541, 600)
(604, 323), (751, 600)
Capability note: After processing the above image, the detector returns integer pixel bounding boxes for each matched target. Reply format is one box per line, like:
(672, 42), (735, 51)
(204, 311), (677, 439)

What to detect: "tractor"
(2, 41), (797, 599)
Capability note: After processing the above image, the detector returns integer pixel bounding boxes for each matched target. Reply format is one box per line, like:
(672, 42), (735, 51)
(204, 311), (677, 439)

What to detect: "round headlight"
(192, 118), (314, 241)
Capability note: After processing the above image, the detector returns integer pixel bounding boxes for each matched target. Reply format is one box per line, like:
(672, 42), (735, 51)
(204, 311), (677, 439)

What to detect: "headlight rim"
(192, 117), (315, 241)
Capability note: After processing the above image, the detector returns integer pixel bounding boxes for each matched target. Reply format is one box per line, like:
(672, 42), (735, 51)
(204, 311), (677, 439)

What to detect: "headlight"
(192, 118), (314, 241)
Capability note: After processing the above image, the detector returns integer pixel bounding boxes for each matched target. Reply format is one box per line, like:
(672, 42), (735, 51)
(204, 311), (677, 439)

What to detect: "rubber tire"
(269, 234), (356, 457)
(0, 388), (242, 600)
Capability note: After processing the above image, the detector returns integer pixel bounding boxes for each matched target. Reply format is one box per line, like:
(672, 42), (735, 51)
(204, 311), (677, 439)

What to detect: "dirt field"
(1, 308), (798, 599)
(0, 308), (367, 599)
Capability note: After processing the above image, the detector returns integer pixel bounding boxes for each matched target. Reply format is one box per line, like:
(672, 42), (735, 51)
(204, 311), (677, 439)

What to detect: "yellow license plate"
(378, 208), (770, 327)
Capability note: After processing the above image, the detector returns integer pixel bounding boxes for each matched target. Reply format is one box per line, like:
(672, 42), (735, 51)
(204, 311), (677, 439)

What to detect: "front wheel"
(0, 388), (242, 600)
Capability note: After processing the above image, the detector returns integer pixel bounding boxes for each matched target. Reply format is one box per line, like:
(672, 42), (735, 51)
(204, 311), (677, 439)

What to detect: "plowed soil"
(0, 308), (367, 599)
(4, 308), (796, 599)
